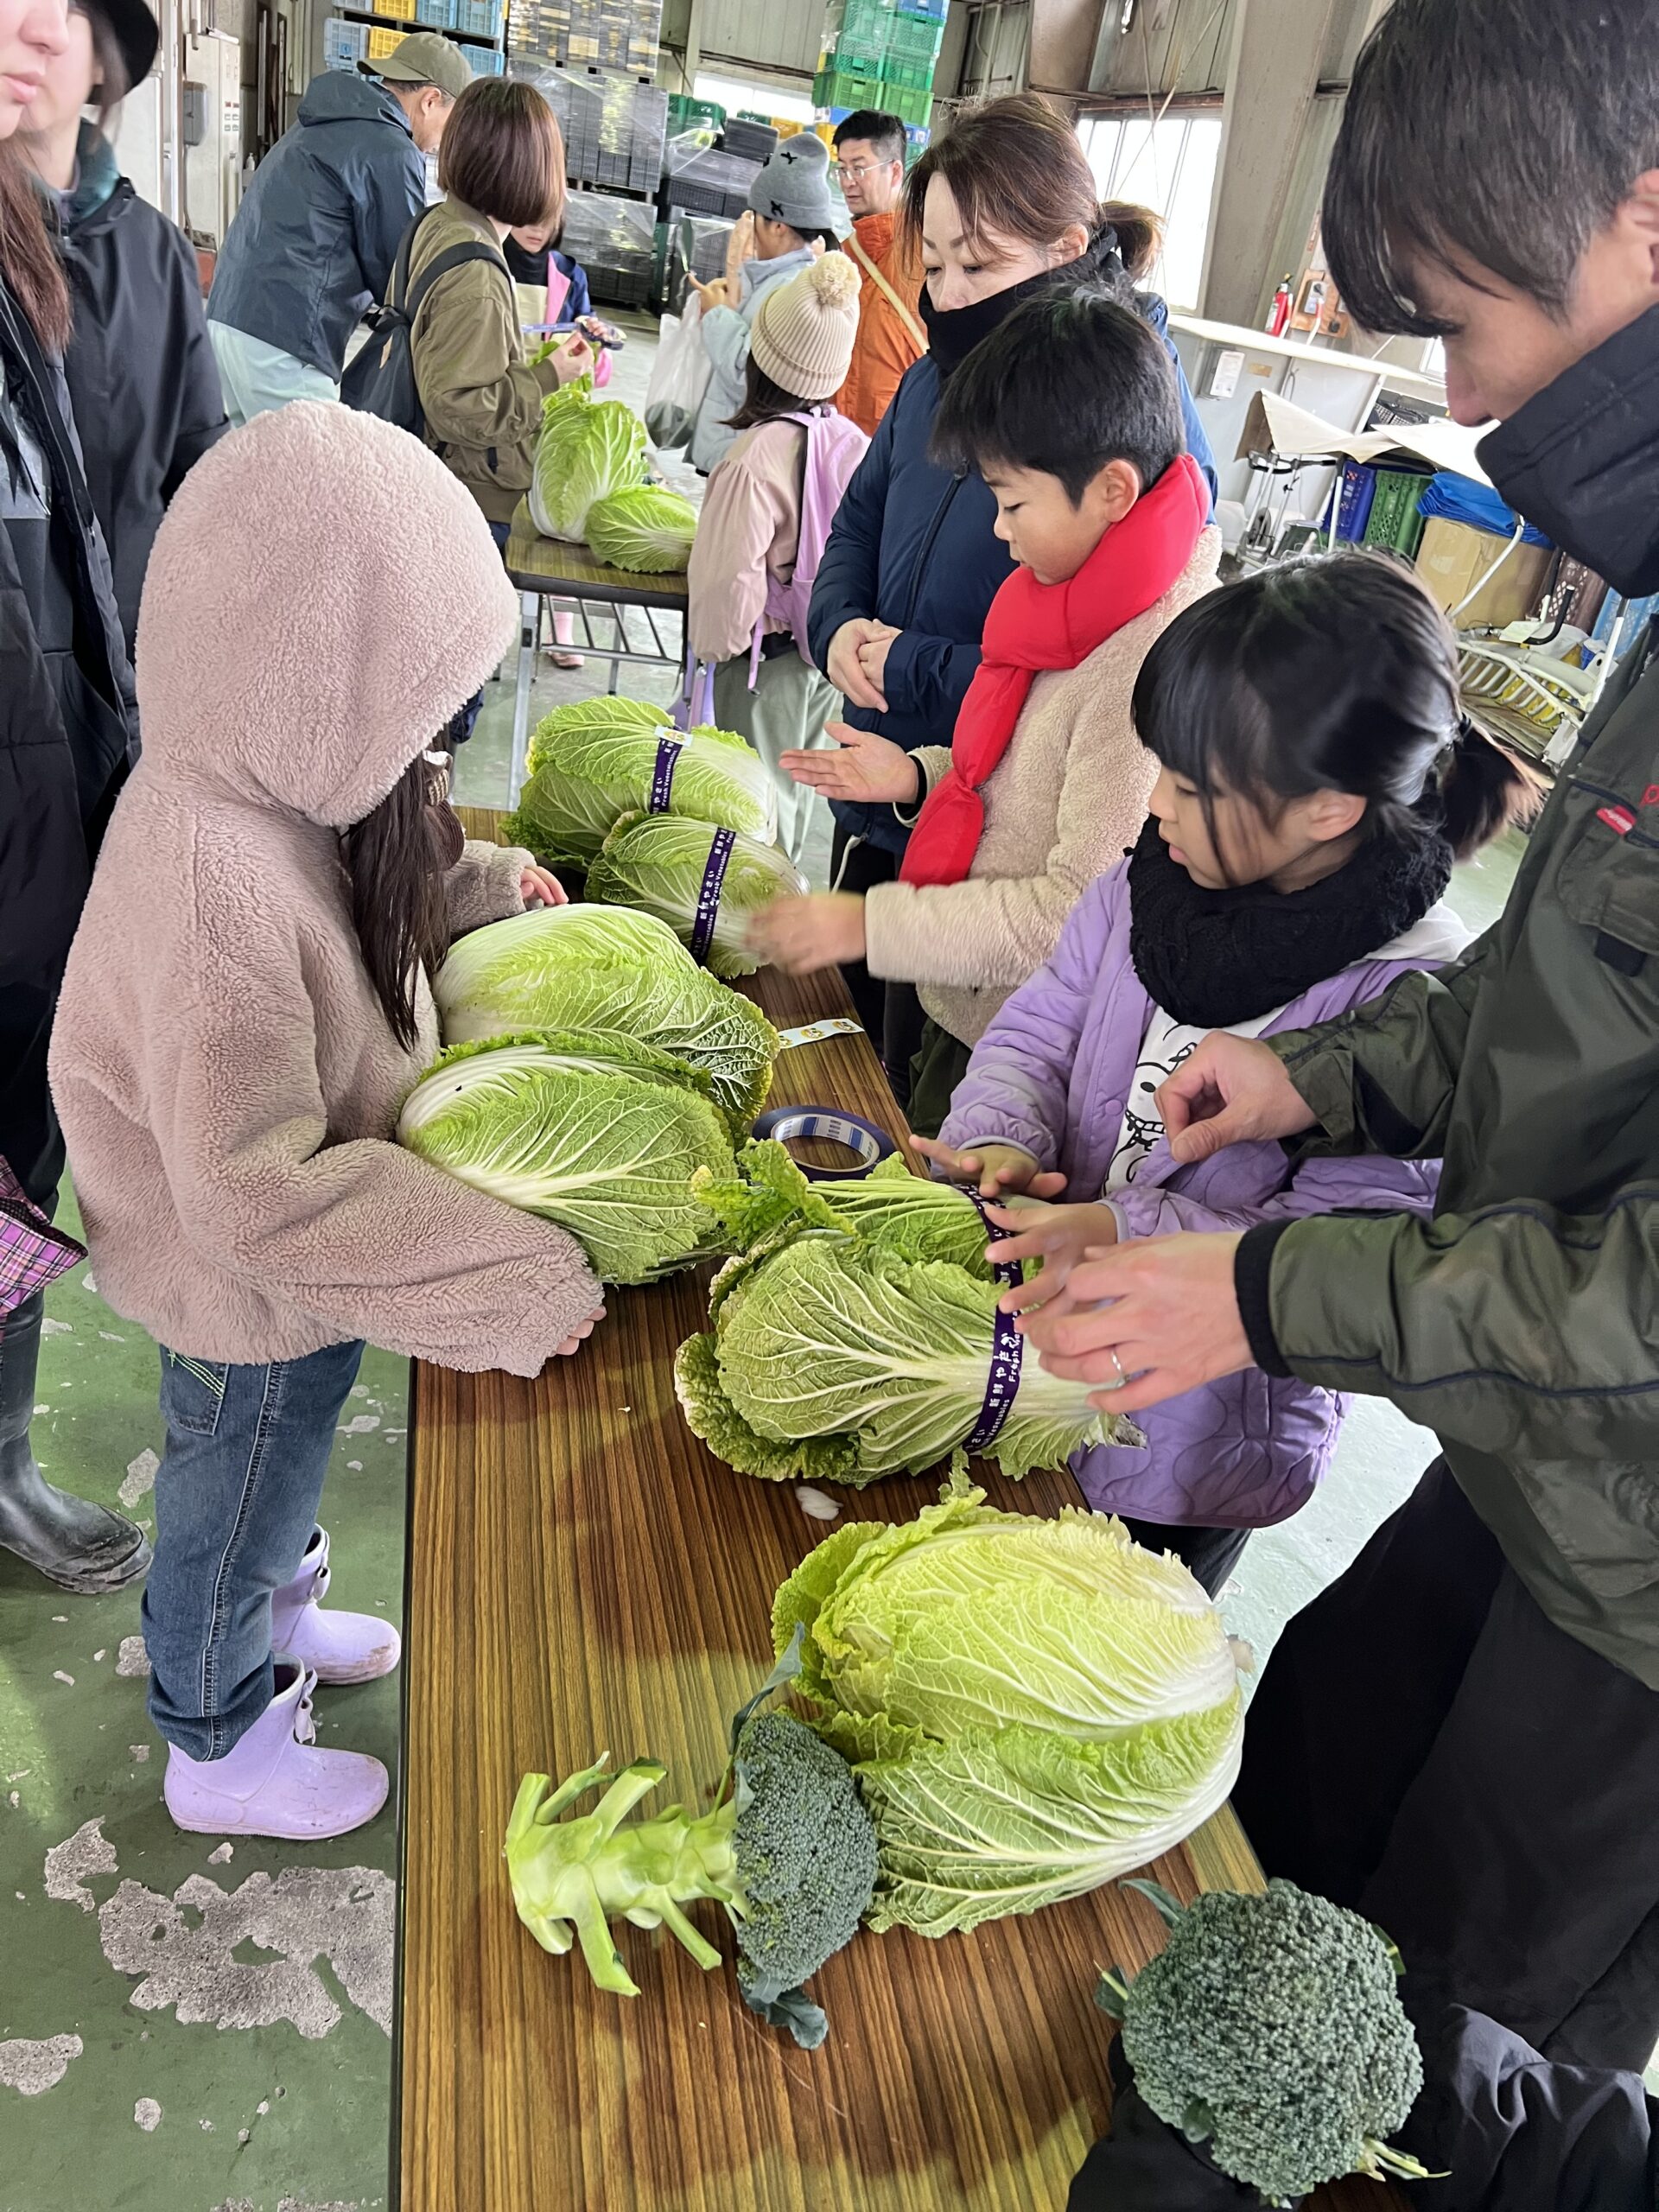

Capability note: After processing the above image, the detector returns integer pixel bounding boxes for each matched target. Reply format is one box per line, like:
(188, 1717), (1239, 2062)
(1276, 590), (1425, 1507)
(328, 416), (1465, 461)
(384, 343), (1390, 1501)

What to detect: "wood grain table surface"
(397, 813), (1402, 2212)
(504, 498), (691, 605)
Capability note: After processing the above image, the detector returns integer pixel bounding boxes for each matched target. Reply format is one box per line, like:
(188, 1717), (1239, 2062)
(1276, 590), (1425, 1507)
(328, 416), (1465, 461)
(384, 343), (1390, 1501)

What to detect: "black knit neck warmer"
(920, 223), (1128, 379)
(1125, 813), (1452, 1027)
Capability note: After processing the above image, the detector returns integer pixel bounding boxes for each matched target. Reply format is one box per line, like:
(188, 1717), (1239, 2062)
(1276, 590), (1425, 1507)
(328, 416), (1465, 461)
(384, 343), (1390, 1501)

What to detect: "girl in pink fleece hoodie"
(49, 404), (605, 1843)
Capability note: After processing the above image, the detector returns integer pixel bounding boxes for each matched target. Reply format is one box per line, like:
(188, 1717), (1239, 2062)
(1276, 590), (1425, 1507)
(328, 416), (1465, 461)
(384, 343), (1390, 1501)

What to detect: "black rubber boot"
(0, 1292), (151, 1593)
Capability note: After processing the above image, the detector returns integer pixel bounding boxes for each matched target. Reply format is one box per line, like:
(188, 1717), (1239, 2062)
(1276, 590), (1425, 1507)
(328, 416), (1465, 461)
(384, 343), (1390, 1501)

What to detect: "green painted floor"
(0, 1185), (407, 2212)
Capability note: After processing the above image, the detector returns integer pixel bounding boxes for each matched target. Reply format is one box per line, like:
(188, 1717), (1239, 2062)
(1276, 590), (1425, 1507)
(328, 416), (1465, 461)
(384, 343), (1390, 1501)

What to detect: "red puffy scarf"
(899, 452), (1210, 888)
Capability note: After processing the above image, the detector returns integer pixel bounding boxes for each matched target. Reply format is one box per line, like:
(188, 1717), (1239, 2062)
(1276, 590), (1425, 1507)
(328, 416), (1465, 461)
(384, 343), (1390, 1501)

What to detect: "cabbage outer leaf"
(397, 1036), (734, 1282)
(433, 906), (777, 1128)
(588, 815), (805, 979)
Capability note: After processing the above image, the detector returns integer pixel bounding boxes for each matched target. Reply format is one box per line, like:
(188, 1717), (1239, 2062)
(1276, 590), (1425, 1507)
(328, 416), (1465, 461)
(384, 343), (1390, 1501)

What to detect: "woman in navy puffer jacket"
(806, 94), (1216, 1094)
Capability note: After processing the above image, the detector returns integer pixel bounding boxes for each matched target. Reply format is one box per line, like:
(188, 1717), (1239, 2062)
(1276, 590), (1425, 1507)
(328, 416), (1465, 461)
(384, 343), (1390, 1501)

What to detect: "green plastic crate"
(1362, 467), (1432, 558)
(668, 93), (724, 132)
(815, 68), (933, 124)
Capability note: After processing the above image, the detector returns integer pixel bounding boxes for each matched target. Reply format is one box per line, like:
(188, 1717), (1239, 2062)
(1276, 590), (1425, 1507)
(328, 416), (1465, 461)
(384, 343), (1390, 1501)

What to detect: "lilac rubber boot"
(270, 1527), (401, 1685)
(163, 1662), (389, 1840)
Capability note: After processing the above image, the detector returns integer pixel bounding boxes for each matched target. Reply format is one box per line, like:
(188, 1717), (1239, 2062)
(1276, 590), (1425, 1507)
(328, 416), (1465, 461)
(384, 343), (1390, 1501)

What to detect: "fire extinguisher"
(1265, 274), (1294, 337)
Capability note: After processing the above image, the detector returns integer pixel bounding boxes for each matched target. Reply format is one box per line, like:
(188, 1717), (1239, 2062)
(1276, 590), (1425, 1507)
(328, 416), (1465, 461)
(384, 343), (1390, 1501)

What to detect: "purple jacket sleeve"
(939, 872), (1121, 1172)
(1111, 1141), (1440, 1241)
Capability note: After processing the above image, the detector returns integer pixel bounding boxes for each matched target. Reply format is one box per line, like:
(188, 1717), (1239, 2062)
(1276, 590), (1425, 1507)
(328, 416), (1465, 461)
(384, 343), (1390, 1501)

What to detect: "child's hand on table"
(555, 1306), (606, 1357)
(520, 864), (569, 909)
(910, 1135), (1067, 1200)
(982, 1198), (1120, 1316)
(781, 721), (918, 804)
(746, 891), (866, 972)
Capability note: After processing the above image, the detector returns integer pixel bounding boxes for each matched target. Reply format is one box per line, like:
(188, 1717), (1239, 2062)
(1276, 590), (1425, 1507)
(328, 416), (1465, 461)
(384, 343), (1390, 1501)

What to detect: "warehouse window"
(1075, 111), (1222, 311)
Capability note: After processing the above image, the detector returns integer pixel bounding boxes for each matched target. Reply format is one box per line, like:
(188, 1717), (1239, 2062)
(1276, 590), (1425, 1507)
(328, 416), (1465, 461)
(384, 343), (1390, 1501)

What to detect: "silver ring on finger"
(1100, 1346), (1128, 1392)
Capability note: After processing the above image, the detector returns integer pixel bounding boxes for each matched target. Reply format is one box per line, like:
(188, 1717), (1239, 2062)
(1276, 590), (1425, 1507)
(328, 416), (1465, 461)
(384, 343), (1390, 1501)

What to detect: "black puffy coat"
(0, 275), (137, 1205)
(48, 124), (226, 652)
(206, 71), (426, 380)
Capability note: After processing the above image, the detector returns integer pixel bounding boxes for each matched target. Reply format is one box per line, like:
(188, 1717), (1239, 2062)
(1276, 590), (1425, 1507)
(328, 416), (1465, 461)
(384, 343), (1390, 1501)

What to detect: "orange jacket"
(835, 212), (925, 438)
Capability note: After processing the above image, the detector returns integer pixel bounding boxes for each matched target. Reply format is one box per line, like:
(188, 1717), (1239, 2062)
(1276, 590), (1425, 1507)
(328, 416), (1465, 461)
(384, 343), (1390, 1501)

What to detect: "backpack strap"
(843, 232), (927, 354)
(404, 237), (508, 323)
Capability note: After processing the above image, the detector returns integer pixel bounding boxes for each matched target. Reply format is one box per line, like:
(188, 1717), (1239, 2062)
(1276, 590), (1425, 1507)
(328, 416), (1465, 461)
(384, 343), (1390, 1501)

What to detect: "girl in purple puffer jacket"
(917, 554), (1536, 1592)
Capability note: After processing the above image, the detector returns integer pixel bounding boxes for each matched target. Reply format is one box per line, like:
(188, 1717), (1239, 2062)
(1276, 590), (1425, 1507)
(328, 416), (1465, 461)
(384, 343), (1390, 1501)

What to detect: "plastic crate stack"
(324, 5), (505, 77)
(523, 64), (667, 193)
(664, 130), (761, 220)
(507, 0), (661, 73)
(814, 0), (943, 131)
(561, 191), (657, 308)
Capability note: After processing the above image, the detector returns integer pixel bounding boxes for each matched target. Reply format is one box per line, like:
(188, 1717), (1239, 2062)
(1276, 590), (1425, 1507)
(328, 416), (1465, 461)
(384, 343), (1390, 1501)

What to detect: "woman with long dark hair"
(0, 0), (152, 1594)
(50, 402), (605, 1840)
(804, 94), (1217, 1101)
(20, 0), (226, 652)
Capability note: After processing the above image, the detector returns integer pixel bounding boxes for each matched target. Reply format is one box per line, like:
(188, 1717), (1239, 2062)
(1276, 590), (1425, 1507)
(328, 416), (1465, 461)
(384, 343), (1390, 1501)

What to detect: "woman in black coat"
(0, 3), (151, 1591)
(21, 0), (226, 651)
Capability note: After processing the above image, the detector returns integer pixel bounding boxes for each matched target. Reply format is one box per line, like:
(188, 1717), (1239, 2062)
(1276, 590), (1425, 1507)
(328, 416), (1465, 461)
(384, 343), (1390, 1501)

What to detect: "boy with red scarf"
(747, 287), (1218, 1130)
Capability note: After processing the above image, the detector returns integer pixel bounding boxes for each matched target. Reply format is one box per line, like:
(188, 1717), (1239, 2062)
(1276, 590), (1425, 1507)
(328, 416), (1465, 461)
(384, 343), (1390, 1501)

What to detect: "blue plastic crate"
(460, 35), (503, 70)
(456, 0), (503, 38)
(416, 0), (456, 25)
(322, 16), (368, 67)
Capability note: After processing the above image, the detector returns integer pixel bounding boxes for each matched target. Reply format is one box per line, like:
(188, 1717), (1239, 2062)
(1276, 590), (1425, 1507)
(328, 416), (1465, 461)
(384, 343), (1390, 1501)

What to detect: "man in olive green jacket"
(1029, 2), (1659, 2200)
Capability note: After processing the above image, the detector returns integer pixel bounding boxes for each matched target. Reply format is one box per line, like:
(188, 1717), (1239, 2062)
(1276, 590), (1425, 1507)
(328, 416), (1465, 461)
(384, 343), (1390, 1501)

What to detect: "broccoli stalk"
(505, 1707), (878, 2050)
(1096, 1878), (1444, 2208)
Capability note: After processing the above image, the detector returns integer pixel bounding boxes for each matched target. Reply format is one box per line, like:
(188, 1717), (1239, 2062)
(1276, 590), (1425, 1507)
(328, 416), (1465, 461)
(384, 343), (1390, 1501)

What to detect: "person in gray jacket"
(207, 30), (471, 423)
(687, 130), (840, 474)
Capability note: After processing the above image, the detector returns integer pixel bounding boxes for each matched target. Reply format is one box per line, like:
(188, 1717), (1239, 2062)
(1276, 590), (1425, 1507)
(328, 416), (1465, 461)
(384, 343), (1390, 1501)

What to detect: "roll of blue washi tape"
(751, 1105), (896, 1180)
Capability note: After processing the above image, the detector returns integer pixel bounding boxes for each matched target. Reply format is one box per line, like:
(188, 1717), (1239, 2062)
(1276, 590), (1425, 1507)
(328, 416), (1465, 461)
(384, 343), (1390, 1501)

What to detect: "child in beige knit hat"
(687, 253), (869, 884)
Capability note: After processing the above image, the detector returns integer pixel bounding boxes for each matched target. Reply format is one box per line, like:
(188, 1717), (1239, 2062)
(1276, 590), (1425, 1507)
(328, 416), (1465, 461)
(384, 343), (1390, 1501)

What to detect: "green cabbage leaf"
(396, 1030), (734, 1282)
(771, 1489), (1243, 1936)
(507, 706), (777, 868)
(693, 1140), (1009, 1278)
(585, 485), (698, 573)
(674, 1231), (1134, 1485)
(529, 376), (648, 542)
(587, 814), (805, 977)
(432, 905), (778, 1128)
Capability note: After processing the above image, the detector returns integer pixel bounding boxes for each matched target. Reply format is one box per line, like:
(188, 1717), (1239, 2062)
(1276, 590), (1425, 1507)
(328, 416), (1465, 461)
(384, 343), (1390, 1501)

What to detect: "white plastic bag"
(644, 295), (714, 454)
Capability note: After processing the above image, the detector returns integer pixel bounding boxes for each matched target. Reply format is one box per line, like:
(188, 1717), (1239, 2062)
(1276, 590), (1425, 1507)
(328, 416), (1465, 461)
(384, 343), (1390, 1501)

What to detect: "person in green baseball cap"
(208, 29), (473, 423)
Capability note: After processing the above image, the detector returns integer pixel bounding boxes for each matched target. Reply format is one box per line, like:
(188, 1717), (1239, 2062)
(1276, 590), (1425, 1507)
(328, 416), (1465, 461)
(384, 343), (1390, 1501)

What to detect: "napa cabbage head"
(769, 1488), (1243, 1936)
(530, 378), (648, 542)
(507, 715), (777, 869)
(585, 486), (697, 573)
(396, 1031), (734, 1281)
(675, 1230), (1135, 1485)
(587, 815), (805, 977)
(432, 905), (777, 1128)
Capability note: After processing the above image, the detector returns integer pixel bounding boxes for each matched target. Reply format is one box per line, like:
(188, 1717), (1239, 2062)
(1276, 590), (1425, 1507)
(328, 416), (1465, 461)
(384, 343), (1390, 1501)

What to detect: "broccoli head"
(505, 1708), (877, 2050)
(1101, 1878), (1433, 2208)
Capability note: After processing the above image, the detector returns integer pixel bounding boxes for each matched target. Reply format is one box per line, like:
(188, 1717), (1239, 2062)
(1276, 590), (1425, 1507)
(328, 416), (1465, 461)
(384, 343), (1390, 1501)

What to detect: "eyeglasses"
(834, 160), (894, 181)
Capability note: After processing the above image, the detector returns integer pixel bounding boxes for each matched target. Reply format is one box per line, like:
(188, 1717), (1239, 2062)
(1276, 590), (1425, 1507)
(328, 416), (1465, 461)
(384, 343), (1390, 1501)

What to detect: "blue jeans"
(142, 1338), (365, 1760)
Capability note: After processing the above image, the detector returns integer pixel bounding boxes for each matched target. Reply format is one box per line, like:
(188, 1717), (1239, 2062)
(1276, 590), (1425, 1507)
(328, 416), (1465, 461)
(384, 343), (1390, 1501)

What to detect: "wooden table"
(503, 499), (692, 802)
(398, 819), (1401, 2212)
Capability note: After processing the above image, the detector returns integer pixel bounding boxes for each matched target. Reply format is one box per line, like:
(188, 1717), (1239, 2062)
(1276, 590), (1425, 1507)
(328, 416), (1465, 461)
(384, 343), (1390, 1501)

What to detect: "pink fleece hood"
(133, 402), (518, 829)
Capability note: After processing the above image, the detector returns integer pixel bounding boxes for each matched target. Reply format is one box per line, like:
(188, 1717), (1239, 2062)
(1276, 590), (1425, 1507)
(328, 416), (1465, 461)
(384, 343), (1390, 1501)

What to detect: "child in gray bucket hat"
(688, 131), (842, 473)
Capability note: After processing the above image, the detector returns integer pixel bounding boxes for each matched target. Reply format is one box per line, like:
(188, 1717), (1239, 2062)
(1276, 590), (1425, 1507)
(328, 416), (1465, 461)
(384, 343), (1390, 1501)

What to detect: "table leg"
(607, 605), (625, 697)
(510, 589), (538, 803)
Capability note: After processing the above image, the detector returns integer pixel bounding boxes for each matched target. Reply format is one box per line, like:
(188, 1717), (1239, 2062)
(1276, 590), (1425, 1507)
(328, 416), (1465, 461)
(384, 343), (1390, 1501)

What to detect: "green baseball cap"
(364, 29), (474, 100)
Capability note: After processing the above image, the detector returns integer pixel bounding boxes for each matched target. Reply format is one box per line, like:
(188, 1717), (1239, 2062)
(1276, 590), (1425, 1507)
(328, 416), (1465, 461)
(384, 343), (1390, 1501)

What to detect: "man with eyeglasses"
(831, 110), (925, 436)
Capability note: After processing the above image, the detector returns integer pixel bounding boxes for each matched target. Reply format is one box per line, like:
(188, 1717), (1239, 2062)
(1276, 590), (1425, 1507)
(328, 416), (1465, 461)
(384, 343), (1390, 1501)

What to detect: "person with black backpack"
(395, 79), (589, 547)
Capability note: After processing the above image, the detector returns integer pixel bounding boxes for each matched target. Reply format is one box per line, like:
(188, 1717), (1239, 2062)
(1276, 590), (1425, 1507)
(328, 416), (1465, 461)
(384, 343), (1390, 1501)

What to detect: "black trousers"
(1234, 1459), (1659, 2075)
(1120, 1516), (1250, 1599)
(830, 826), (925, 1109)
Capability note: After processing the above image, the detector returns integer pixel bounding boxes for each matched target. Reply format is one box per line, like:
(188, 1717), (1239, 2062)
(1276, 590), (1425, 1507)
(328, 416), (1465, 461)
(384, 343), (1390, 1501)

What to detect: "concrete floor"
(3, 298), (1604, 2209)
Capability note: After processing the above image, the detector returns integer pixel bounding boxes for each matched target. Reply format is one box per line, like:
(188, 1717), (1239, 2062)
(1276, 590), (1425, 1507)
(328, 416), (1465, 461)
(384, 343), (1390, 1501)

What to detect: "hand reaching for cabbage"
(982, 1198), (1119, 1316)
(910, 1135), (1066, 1200)
(745, 890), (867, 973)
